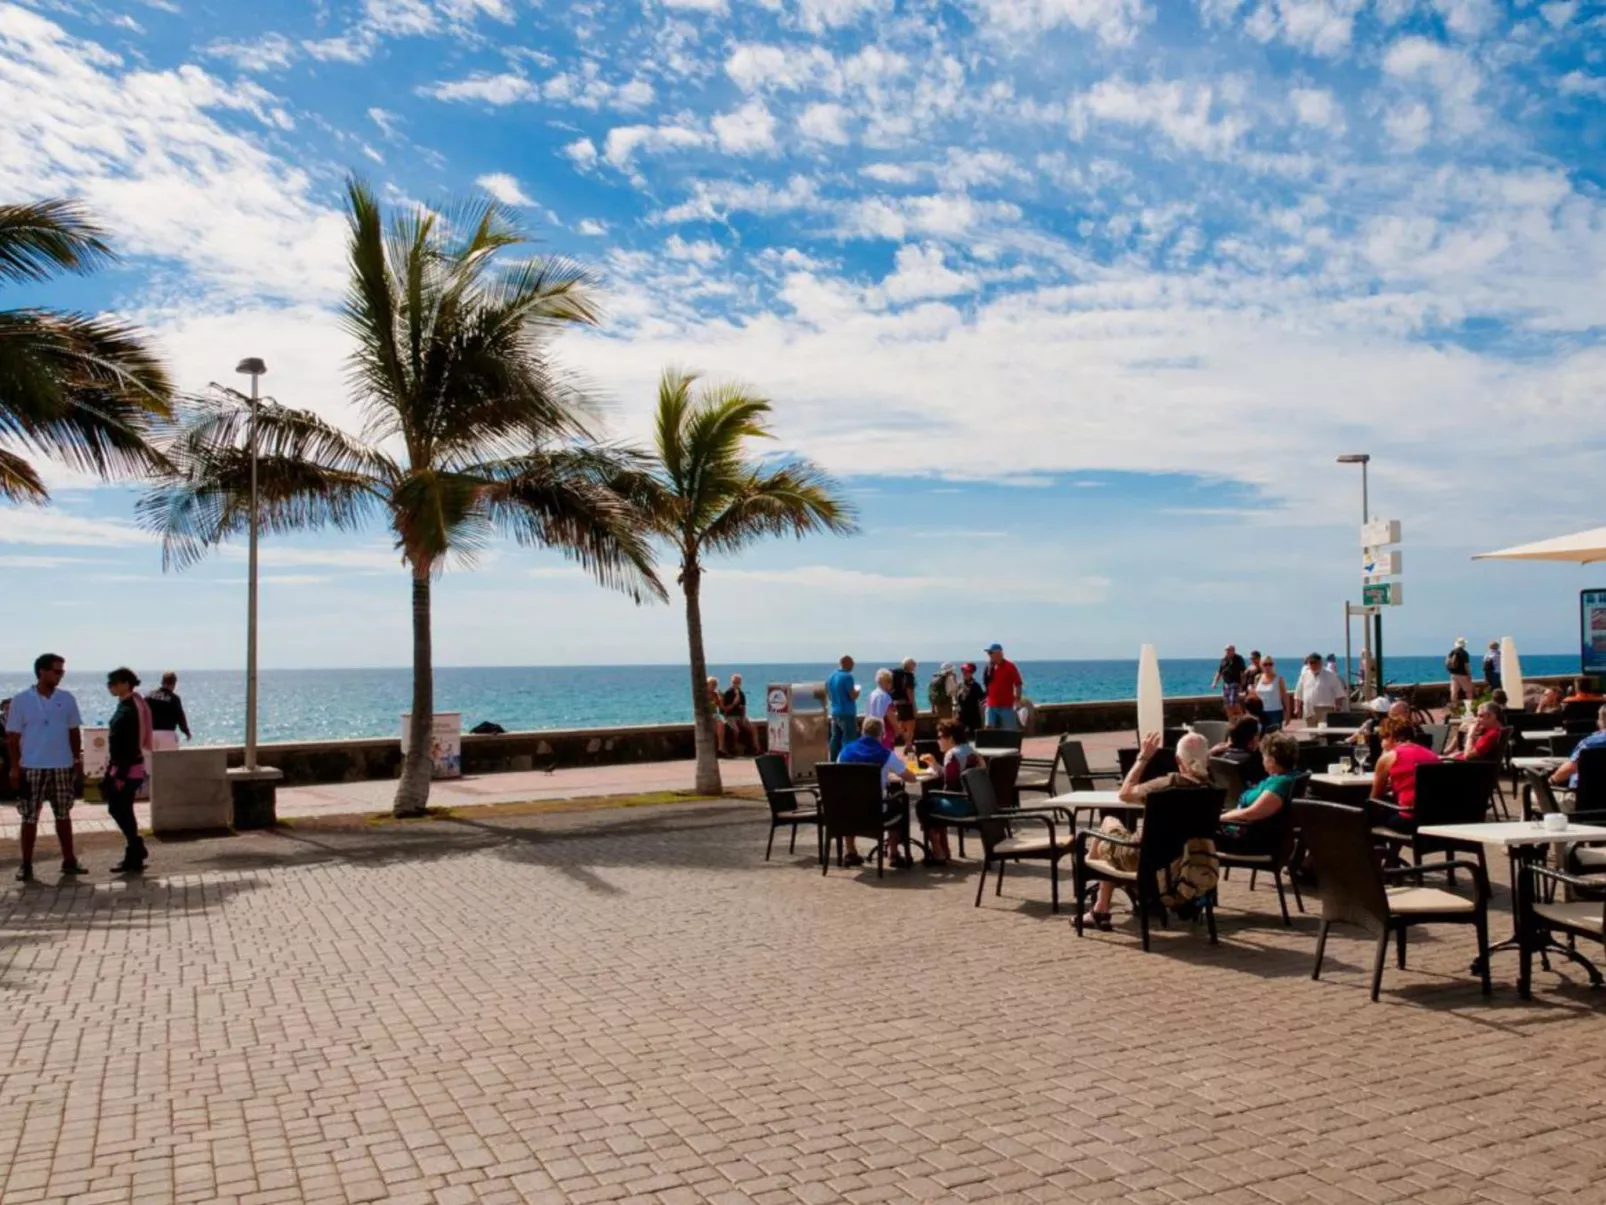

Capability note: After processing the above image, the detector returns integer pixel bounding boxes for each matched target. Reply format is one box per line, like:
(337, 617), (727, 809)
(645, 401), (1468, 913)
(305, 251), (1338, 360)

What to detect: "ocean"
(0, 655), (1579, 746)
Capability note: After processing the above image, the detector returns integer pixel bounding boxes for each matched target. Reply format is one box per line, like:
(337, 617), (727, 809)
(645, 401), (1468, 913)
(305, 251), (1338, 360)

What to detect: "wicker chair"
(961, 766), (1073, 912)
(1214, 773), (1308, 925)
(1295, 800), (1491, 1001)
(755, 754), (822, 864)
(1071, 786), (1224, 951)
(815, 762), (909, 879)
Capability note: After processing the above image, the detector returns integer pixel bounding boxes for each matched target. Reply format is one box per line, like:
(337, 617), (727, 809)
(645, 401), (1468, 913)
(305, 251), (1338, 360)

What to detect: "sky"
(2, 0), (1606, 670)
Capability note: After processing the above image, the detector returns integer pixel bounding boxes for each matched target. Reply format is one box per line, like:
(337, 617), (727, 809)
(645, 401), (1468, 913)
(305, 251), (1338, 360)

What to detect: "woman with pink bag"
(103, 668), (152, 874)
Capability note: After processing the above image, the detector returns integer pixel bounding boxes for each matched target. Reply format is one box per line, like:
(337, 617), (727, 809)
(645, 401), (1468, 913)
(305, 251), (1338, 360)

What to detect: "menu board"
(1582, 590), (1606, 675)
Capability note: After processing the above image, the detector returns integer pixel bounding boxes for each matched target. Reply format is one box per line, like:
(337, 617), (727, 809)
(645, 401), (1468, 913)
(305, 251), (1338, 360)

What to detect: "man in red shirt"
(982, 643), (1023, 730)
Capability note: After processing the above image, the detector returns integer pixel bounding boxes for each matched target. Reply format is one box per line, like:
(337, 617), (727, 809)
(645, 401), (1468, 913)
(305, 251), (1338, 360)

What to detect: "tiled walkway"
(2, 796), (1604, 1205)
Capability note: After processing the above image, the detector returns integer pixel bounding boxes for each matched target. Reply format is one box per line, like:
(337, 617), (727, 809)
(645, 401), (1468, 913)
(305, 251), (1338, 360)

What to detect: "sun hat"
(1455, 636), (1467, 647)
(1369, 697), (1392, 714)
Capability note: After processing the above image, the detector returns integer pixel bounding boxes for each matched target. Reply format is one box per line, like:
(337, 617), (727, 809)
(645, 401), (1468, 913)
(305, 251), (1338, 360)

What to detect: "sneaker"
(15, 863), (33, 883)
(59, 859), (88, 876)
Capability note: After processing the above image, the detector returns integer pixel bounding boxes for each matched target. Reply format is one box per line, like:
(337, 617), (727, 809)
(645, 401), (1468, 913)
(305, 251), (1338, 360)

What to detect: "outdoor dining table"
(1415, 819), (1606, 998)
(1040, 789), (1144, 813)
(975, 746), (1023, 760)
(1306, 771), (1374, 803)
(1511, 756), (1565, 772)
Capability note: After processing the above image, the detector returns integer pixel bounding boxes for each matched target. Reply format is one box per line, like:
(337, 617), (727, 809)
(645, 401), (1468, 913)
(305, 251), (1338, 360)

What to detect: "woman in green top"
(1216, 731), (1299, 857)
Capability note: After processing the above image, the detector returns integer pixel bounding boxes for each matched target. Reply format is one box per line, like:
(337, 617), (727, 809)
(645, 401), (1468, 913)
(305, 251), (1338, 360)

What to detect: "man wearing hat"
(982, 643), (1023, 730)
(1445, 637), (1475, 712)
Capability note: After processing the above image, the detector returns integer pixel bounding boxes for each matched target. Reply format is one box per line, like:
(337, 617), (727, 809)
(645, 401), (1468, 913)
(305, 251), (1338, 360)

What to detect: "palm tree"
(632, 369), (857, 796)
(141, 177), (663, 816)
(0, 199), (172, 501)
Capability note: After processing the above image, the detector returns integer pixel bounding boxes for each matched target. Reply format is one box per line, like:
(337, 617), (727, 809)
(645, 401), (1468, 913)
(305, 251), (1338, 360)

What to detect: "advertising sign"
(1360, 519), (1402, 547)
(1581, 590), (1606, 676)
(1362, 582), (1402, 607)
(400, 712), (463, 779)
(766, 685), (791, 757)
(1362, 550), (1402, 577)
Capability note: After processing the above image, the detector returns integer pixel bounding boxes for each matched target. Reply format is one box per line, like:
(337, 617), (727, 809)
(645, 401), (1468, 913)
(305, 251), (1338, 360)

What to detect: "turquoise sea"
(0, 655), (1579, 745)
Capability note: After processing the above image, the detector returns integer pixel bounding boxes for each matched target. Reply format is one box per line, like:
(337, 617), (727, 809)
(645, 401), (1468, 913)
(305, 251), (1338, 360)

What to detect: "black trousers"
(103, 770), (148, 862)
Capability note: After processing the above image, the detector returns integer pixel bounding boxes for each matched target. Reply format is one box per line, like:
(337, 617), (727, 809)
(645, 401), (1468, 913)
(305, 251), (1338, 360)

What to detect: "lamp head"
(235, 358), (267, 376)
(1336, 453), (1370, 465)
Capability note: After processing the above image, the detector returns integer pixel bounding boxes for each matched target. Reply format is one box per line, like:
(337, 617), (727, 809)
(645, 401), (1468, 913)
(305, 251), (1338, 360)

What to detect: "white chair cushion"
(996, 835), (1055, 856)
(1385, 886), (1476, 915)
(1083, 856), (1136, 880)
(1573, 845), (1606, 869)
(1534, 900), (1605, 935)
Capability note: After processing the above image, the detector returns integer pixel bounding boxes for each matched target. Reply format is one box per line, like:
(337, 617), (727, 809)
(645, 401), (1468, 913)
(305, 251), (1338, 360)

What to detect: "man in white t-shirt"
(1294, 653), (1347, 727)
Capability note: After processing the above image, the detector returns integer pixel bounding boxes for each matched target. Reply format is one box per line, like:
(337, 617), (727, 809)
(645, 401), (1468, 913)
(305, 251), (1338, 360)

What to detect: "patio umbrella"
(1474, 527), (1606, 563)
(1501, 637), (1525, 710)
(1137, 644), (1164, 738)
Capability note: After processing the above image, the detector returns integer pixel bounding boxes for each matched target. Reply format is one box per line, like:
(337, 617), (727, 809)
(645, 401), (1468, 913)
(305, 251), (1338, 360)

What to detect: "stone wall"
(216, 674), (1572, 788)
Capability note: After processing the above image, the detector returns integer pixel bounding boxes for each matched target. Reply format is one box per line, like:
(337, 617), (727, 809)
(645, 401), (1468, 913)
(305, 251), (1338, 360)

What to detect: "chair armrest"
(1076, 826), (1138, 848)
(1530, 865), (1606, 894)
(1385, 859), (1490, 900)
(772, 785), (818, 800)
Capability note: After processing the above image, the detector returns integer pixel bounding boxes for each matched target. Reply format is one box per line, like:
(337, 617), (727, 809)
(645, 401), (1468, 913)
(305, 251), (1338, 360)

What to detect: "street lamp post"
(1337, 453), (1376, 696)
(236, 358), (266, 771)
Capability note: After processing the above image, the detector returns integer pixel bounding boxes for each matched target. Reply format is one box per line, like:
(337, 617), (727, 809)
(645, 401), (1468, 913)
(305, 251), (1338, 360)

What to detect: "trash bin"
(765, 682), (829, 783)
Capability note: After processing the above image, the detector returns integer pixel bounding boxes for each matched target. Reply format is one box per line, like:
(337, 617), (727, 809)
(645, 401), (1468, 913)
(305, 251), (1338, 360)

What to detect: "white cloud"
(1429, 0), (1496, 38)
(796, 0), (889, 32)
(1558, 71), (1606, 99)
(1540, 1), (1578, 27)
(1384, 100), (1433, 151)
(564, 137), (599, 168)
(367, 106), (401, 138)
(879, 244), (977, 303)
(971, 0), (1151, 45)
(712, 99), (778, 155)
(1069, 76), (1247, 155)
(421, 71), (534, 104)
(1289, 86), (1342, 130)
(0, 509), (155, 549)
(861, 162), (924, 185)
(663, 234), (726, 264)
(725, 43), (838, 93)
(798, 102), (852, 145)
(709, 564), (1110, 606)
(1383, 35), (1482, 136)
(0, 7), (346, 304)
(577, 218), (609, 235)
(204, 32), (297, 72)
(603, 123), (709, 169)
(476, 172), (534, 206)
(663, 0), (727, 9)
(1241, 0), (1364, 58)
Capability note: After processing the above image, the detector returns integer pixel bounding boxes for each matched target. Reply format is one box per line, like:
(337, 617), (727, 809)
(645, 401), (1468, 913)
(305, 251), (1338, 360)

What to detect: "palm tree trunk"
(395, 565), (434, 817)
(683, 564), (723, 796)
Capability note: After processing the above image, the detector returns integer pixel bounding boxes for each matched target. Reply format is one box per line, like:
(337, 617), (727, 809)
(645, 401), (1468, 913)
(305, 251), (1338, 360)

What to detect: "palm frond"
(700, 461), (859, 555)
(0, 448), (48, 503)
(388, 467), (493, 573)
(0, 199), (113, 284)
(480, 445), (667, 603)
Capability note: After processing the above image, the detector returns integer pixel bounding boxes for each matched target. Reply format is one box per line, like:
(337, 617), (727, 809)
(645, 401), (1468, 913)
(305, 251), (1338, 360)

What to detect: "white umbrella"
(1137, 644), (1164, 738)
(1501, 637), (1525, 710)
(1474, 527), (1606, 563)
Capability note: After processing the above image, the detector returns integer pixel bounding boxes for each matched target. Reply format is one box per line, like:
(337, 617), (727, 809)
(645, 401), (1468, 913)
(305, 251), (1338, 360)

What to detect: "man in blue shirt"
(825, 655), (859, 761)
(5, 653), (87, 882)
(1551, 705), (1606, 790)
(836, 716), (918, 868)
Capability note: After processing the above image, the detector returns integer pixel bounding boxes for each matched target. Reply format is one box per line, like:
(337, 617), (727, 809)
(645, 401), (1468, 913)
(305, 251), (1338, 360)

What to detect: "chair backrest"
(961, 765), (1009, 851)
(1208, 755), (1245, 802)
(978, 728), (1023, 751)
(1563, 700), (1603, 725)
(814, 762), (886, 841)
(1191, 720), (1229, 746)
(1526, 770), (1565, 818)
(755, 753), (797, 816)
(913, 739), (942, 765)
(1117, 747), (1178, 781)
(986, 751), (1021, 810)
(1296, 741), (1346, 773)
(1575, 747), (1606, 815)
(1293, 800), (1389, 934)
(1135, 786), (1225, 898)
(1163, 726), (1191, 749)
(1412, 760), (1499, 827)
(1422, 723), (1451, 755)
(1507, 710), (1553, 733)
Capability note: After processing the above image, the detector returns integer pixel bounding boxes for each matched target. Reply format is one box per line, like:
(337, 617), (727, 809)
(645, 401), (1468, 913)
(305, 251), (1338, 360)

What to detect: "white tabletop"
(1314, 725), (1364, 735)
(1416, 821), (1606, 847)
(975, 747), (1022, 760)
(1517, 729), (1567, 741)
(1044, 789), (1142, 809)
(1309, 772), (1372, 788)
(1512, 756), (1565, 771)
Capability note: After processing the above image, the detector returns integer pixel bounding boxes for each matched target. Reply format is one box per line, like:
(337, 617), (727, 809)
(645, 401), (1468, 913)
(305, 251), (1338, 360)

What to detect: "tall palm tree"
(141, 177), (663, 816)
(632, 369), (857, 796)
(0, 199), (172, 500)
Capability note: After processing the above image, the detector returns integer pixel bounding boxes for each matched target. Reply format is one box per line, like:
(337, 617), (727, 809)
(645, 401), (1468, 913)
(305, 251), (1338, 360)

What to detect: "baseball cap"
(962, 662), (977, 673)
(984, 642), (1004, 653)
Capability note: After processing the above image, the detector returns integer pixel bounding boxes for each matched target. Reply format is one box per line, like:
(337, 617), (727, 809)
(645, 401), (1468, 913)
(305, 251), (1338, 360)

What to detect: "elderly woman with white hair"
(865, 669), (896, 749)
(1080, 731), (1214, 931)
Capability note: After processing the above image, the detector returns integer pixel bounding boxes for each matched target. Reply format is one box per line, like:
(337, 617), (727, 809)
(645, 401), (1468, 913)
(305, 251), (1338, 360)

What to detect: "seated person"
(1216, 732), (1300, 857)
(1242, 693), (1266, 730)
(915, 719), (979, 866)
(1549, 704), (1606, 790)
(705, 676), (731, 757)
(1537, 685), (1565, 714)
(1367, 716), (1441, 833)
(1565, 679), (1603, 705)
(836, 716), (919, 867)
(1080, 731), (1213, 932)
(1350, 699), (1416, 765)
(1209, 716), (1267, 787)
(1449, 702), (1504, 761)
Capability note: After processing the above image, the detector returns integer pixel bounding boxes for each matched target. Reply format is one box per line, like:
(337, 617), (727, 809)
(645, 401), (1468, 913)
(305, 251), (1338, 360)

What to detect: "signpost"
(1358, 519), (1404, 692)
(1362, 582), (1402, 607)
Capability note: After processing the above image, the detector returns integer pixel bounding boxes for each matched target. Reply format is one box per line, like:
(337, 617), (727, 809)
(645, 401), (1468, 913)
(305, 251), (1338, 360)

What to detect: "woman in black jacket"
(103, 668), (151, 874)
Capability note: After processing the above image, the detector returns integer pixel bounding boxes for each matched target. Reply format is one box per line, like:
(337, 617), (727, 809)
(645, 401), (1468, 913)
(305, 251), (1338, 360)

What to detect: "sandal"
(1079, 910), (1113, 931)
(843, 852), (865, 867)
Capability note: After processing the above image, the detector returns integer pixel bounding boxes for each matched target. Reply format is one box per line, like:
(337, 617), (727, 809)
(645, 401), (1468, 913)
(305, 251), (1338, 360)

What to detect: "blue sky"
(3, 0), (1606, 669)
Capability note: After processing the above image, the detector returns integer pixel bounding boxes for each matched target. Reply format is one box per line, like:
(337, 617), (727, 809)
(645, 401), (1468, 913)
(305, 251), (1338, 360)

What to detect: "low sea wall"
(218, 674), (1571, 789)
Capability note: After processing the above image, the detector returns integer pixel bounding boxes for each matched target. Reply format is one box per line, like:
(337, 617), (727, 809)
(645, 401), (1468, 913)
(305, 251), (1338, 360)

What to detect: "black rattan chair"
(755, 754), (822, 863)
(1295, 800), (1490, 1001)
(1215, 773), (1307, 925)
(815, 762), (909, 879)
(977, 728), (1023, 751)
(961, 766), (1072, 912)
(1117, 746), (1178, 781)
(1072, 786), (1224, 950)
(1190, 720), (1229, 746)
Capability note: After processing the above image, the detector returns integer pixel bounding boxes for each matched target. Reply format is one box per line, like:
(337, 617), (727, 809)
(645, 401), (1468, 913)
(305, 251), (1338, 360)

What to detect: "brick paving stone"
(3, 798), (1606, 1204)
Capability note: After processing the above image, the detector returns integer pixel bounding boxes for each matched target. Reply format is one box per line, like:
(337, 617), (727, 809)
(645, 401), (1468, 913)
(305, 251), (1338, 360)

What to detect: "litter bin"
(765, 682), (829, 783)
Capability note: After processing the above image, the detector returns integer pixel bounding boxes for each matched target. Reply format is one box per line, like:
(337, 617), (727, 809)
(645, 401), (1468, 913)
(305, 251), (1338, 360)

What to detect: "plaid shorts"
(18, 768), (76, 825)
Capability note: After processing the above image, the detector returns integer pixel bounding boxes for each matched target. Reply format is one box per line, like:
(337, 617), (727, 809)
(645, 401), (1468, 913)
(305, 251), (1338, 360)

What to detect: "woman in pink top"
(1368, 716), (1440, 832)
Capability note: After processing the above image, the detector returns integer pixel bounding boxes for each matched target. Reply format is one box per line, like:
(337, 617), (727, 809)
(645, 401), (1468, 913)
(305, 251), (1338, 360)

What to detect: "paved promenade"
(3, 787), (1606, 1205)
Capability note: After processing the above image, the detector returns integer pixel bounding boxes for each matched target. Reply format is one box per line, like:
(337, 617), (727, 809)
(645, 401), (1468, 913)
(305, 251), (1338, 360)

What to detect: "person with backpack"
(927, 663), (959, 721)
(1446, 637), (1475, 711)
